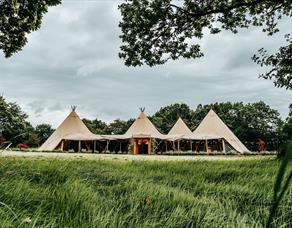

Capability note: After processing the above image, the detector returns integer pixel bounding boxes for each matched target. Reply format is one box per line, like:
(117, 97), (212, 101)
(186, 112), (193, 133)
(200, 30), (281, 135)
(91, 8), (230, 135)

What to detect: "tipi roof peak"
(71, 105), (77, 112)
(125, 110), (164, 138)
(168, 117), (192, 136)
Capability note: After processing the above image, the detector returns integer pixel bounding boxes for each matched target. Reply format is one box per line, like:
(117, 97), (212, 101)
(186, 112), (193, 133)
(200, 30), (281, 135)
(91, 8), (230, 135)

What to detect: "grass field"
(0, 157), (291, 227)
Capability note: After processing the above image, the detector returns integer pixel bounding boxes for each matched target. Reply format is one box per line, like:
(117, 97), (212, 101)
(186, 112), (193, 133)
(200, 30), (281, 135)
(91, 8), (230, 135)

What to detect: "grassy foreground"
(0, 158), (291, 227)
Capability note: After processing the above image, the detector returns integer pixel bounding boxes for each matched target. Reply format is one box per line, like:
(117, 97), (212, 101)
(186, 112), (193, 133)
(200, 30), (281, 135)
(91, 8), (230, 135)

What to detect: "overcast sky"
(0, 1), (291, 128)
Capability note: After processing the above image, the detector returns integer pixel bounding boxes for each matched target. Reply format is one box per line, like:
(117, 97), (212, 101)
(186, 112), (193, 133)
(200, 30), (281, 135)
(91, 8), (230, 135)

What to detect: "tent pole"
(222, 139), (226, 153)
(93, 140), (96, 153)
(61, 140), (64, 151)
(149, 138), (151, 155)
(119, 141), (122, 152)
(165, 141), (167, 152)
(190, 140), (192, 152)
(205, 140), (208, 154)
(178, 140), (180, 155)
(78, 140), (81, 152)
(106, 140), (109, 152)
(173, 140), (175, 153)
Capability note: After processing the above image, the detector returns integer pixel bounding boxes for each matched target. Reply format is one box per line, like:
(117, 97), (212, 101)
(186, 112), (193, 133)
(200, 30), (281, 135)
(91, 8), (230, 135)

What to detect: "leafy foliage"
(119, 0), (292, 66)
(0, 0), (61, 57)
(253, 35), (292, 89)
(282, 104), (292, 143)
(35, 124), (54, 145)
(151, 103), (195, 133)
(107, 119), (135, 135)
(0, 96), (30, 145)
(82, 118), (110, 135)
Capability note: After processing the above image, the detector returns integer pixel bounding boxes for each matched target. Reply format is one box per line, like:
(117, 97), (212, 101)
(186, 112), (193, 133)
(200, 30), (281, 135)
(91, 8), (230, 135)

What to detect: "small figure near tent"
(17, 143), (29, 151)
(258, 139), (265, 153)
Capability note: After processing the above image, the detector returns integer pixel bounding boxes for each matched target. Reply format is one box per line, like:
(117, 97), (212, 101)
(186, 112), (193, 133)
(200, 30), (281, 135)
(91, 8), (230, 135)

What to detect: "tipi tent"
(124, 110), (165, 139)
(193, 109), (248, 153)
(124, 110), (165, 155)
(167, 117), (192, 140)
(39, 110), (96, 151)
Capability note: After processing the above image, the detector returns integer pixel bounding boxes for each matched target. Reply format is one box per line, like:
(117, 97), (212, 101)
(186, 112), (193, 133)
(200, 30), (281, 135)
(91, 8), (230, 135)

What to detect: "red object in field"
(258, 139), (265, 152)
(17, 144), (29, 151)
(0, 134), (5, 146)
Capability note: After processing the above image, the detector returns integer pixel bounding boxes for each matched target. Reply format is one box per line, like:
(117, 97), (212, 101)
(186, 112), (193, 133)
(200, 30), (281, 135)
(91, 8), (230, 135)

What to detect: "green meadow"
(0, 158), (291, 227)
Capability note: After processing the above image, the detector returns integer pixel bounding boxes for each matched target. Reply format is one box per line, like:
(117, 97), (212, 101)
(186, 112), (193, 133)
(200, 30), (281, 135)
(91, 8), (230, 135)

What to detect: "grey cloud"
(0, 2), (291, 128)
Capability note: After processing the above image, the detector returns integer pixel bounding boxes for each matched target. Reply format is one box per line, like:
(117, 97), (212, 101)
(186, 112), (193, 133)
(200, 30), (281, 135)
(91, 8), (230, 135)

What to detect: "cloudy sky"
(1, 1), (291, 127)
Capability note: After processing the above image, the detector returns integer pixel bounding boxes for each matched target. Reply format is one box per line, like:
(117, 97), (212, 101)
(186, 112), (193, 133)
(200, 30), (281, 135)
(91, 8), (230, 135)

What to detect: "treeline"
(0, 96), (54, 148)
(1, 95), (291, 150)
(83, 102), (292, 151)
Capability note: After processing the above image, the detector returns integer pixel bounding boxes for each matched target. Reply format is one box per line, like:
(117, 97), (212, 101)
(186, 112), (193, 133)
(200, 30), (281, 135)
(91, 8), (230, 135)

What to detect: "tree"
(0, 0), (61, 57)
(108, 119), (134, 135)
(24, 131), (40, 148)
(119, 0), (292, 88)
(35, 124), (54, 145)
(252, 35), (292, 89)
(283, 103), (292, 140)
(151, 103), (195, 133)
(82, 118), (109, 134)
(0, 95), (31, 145)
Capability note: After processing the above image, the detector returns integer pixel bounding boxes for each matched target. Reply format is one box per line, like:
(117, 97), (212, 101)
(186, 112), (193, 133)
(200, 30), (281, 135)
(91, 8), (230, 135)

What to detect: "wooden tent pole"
(178, 140), (180, 154)
(78, 140), (81, 152)
(205, 139), (208, 154)
(222, 139), (226, 153)
(173, 140), (175, 152)
(149, 138), (151, 155)
(61, 140), (64, 151)
(165, 141), (167, 152)
(119, 141), (122, 152)
(92, 140), (96, 153)
(106, 140), (109, 152)
(190, 140), (192, 152)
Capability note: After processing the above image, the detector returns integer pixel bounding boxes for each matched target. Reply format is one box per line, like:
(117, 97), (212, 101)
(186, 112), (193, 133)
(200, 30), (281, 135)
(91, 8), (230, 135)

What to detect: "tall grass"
(0, 158), (291, 227)
(267, 142), (292, 227)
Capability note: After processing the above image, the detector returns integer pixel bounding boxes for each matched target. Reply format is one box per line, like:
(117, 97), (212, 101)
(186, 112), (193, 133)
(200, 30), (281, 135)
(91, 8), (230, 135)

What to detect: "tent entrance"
(133, 138), (151, 155)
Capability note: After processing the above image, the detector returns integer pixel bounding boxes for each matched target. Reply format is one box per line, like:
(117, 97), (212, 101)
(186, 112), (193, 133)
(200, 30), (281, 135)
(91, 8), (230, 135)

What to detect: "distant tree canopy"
(119, 0), (292, 88)
(82, 118), (110, 135)
(0, 95), (30, 145)
(0, 0), (61, 57)
(151, 103), (195, 133)
(107, 119), (135, 135)
(0, 96), (56, 147)
(35, 124), (54, 145)
(83, 118), (134, 135)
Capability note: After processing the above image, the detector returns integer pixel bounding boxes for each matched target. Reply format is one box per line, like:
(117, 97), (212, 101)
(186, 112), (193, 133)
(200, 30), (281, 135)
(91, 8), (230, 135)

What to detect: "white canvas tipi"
(193, 109), (248, 153)
(38, 110), (95, 151)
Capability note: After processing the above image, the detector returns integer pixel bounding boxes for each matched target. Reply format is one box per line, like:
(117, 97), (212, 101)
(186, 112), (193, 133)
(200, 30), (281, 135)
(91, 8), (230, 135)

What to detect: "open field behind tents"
(0, 158), (291, 227)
